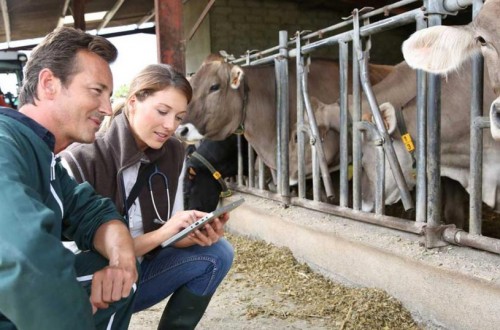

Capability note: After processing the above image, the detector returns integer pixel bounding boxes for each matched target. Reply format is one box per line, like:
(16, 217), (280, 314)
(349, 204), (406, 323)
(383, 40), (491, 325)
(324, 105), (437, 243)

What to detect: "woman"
(60, 64), (234, 329)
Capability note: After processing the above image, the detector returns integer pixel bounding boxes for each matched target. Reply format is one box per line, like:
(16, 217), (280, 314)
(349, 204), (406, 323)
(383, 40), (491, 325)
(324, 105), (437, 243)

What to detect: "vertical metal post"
(425, 8), (442, 228)
(244, 52), (256, 189)
(296, 33), (307, 199)
(415, 13), (428, 223)
(469, 0), (485, 234)
(275, 30), (290, 200)
(351, 41), (362, 210)
(339, 40), (349, 207)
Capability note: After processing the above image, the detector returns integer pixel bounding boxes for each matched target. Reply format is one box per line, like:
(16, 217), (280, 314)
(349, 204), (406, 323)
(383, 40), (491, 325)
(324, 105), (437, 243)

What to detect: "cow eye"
(209, 84), (220, 92)
(475, 36), (487, 46)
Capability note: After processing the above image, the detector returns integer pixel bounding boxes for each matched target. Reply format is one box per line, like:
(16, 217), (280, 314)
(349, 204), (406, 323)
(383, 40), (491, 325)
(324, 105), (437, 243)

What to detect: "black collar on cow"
(394, 106), (417, 178)
(189, 151), (232, 198)
(233, 77), (249, 135)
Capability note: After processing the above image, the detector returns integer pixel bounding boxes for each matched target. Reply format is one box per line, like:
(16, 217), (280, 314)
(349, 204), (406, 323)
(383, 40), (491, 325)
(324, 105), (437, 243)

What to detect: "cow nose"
(177, 126), (189, 137)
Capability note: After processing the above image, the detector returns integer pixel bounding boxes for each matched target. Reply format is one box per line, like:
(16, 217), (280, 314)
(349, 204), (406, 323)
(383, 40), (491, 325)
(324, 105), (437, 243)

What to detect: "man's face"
(53, 50), (113, 148)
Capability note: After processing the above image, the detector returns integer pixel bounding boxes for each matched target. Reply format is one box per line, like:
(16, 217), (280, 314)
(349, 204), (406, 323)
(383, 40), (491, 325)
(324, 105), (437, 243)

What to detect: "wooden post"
(155, 0), (185, 74)
(72, 0), (86, 31)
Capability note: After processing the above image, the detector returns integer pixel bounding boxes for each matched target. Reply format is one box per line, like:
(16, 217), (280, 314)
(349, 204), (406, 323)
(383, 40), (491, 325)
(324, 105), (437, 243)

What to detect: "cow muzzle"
(490, 98), (500, 140)
(175, 123), (205, 143)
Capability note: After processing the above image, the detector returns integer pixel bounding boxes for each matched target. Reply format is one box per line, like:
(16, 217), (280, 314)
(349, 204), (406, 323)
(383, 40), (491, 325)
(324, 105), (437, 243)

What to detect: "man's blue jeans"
(133, 238), (234, 312)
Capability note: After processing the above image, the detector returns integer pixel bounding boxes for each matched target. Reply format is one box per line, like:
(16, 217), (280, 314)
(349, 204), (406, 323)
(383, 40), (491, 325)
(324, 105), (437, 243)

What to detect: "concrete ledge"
(226, 193), (500, 330)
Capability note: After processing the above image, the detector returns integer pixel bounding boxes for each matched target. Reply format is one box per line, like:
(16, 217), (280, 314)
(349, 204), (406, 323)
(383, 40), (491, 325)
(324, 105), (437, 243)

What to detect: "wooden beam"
(97, 0), (125, 33)
(155, 0), (185, 73)
(72, 0), (86, 31)
(0, 0), (11, 44)
(187, 0), (215, 41)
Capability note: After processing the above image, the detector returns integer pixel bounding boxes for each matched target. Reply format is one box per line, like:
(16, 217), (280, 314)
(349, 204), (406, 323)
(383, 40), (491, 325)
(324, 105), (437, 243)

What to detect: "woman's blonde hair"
(99, 64), (192, 132)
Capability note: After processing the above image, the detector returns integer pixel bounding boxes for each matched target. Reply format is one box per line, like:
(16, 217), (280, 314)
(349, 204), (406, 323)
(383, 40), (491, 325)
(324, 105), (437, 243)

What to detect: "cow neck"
(394, 106), (417, 178)
(189, 151), (232, 198)
(233, 76), (249, 135)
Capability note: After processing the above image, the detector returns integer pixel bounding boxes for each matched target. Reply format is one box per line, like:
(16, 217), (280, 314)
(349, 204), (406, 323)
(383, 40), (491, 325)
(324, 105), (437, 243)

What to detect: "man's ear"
(38, 68), (59, 99)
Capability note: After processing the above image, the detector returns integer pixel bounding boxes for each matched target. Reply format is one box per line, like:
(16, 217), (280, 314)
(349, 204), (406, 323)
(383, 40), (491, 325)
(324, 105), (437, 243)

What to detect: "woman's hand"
(176, 212), (230, 247)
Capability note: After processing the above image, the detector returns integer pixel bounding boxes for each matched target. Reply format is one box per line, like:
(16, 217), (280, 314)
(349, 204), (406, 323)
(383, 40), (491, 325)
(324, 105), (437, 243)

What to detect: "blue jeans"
(133, 238), (234, 312)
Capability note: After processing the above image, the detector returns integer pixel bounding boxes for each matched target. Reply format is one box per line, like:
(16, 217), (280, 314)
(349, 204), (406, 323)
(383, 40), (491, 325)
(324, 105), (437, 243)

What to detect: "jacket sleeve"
(0, 137), (96, 329)
(58, 160), (126, 250)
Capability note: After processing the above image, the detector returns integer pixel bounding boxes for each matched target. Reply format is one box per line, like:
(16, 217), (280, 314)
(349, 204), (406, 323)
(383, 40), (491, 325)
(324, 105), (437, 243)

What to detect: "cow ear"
(230, 66), (244, 89)
(402, 25), (476, 74)
(379, 102), (397, 135)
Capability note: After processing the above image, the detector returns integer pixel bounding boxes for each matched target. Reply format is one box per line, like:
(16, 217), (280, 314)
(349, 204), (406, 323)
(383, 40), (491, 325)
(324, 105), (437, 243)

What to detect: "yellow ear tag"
(213, 171), (222, 180)
(348, 164), (354, 181)
(401, 133), (415, 152)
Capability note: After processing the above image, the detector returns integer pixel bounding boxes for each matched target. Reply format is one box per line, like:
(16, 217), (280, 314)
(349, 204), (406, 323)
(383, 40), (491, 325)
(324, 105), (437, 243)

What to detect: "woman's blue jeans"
(133, 238), (234, 312)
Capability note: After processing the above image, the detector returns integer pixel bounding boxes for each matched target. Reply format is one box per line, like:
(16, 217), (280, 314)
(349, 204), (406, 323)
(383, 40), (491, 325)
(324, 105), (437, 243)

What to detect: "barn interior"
(1, 1), (499, 330)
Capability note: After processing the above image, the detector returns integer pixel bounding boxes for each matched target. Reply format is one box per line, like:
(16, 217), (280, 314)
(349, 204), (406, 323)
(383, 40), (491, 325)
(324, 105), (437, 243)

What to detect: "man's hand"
(91, 220), (138, 312)
(90, 263), (137, 312)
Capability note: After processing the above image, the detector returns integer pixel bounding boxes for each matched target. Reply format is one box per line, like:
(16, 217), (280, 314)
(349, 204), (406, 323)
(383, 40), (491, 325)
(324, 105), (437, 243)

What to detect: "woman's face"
(128, 87), (188, 150)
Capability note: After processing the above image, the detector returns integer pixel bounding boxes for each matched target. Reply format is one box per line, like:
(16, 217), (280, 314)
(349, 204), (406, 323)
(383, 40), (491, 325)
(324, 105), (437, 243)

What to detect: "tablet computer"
(161, 198), (245, 247)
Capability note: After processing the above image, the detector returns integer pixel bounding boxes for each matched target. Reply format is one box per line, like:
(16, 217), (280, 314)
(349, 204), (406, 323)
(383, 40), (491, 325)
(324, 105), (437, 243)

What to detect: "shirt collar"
(0, 107), (56, 151)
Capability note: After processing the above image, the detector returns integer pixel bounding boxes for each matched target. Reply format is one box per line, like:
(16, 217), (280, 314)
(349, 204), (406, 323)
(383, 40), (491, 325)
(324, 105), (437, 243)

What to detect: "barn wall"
(184, 0), (412, 73)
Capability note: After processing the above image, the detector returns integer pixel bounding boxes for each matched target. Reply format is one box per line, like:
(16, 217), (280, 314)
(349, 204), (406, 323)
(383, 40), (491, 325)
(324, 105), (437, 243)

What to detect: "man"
(0, 27), (138, 329)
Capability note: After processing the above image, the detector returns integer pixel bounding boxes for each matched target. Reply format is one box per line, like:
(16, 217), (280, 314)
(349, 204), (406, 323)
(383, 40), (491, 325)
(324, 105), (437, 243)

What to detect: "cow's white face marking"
(175, 123), (205, 143)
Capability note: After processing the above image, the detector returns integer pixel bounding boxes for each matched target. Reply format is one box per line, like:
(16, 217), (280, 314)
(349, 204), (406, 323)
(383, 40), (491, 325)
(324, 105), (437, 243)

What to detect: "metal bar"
(339, 40), (349, 207)
(295, 36), (306, 199)
(293, 9), (422, 57)
(275, 31), (290, 200)
(229, 184), (425, 235)
(302, 73), (335, 199)
(351, 42), (362, 211)
(443, 228), (500, 255)
(187, 0), (215, 41)
(300, 0), (421, 42)
(351, 7), (414, 211)
(425, 12), (443, 228)
(415, 13), (428, 224)
(469, 0), (485, 236)
(237, 135), (244, 186)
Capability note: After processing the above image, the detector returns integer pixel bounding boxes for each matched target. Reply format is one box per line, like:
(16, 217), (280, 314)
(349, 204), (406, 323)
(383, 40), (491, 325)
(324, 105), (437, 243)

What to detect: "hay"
(227, 233), (421, 330)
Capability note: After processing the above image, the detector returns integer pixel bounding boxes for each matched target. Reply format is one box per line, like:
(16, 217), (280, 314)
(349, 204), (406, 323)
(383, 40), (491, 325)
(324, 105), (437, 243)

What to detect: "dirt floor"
(129, 233), (421, 330)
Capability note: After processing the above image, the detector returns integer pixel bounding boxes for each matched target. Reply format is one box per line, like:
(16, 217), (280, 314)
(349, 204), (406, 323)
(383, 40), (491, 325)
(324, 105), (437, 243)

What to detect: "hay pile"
(227, 233), (420, 329)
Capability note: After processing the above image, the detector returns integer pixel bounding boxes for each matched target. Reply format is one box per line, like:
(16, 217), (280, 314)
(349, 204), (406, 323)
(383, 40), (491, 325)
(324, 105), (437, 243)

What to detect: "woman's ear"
(127, 95), (137, 114)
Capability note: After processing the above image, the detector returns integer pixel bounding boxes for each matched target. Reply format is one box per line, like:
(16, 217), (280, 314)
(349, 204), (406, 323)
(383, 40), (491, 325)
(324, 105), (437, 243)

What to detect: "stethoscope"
(149, 165), (170, 225)
(122, 164), (170, 226)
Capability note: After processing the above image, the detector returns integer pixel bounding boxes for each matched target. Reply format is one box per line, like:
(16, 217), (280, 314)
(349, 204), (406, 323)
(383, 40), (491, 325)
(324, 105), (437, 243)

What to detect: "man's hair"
(19, 26), (118, 107)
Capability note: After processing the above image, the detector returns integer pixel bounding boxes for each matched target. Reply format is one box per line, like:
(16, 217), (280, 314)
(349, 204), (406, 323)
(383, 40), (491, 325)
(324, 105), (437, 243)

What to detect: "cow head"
(359, 102), (416, 211)
(175, 55), (246, 143)
(402, 0), (500, 139)
(288, 97), (341, 185)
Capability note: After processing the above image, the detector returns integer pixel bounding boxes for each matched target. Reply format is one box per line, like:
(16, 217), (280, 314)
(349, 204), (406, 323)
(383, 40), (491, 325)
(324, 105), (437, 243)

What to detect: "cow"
(175, 54), (393, 183)
(307, 60), (499, 227)
(402, 0), (500, 139)
(184, 134), (249, 212)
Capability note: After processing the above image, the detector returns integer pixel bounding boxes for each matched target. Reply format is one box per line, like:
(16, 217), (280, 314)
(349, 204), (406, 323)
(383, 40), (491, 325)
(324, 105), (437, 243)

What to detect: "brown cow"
(175, 54), (393, 181)
(402, 0), (500, 139)
(309, 60), (500, 221)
